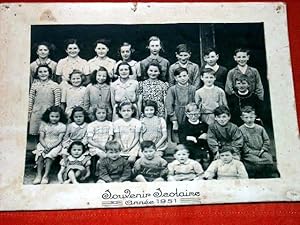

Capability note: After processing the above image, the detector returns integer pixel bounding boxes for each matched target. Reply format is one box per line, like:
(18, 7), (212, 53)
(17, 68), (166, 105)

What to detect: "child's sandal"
(32, 177), (42, 185)
(41, 176), (49, 184)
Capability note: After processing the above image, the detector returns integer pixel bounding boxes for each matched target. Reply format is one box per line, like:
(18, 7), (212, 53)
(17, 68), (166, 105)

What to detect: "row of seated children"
(31, 100), (275, 184)
(30, 36), (264, 103)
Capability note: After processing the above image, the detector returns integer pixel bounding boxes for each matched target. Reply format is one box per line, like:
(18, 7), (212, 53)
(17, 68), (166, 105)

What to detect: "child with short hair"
(114, 42), (140, 80)
(61, 70), (86, 118)
(167, 145), (204, 181)
(203, 146), (248, 180)
(207, 106), (244, 160)
(195, 68), (227, 125)
(133, 141), (168, 182)
(56, 39), (89, 87)
(139, 36), (170, 82)
(140, 100), (168, 156)
(58, 141), (91, 184)
(178, 103), (210, 168)
(87, 105), (113, 159)
(113, 101), (141, 163)
(138, 62), (169, 118)
(32, 106), (67, 184)
(30, 41), (57, 87)
(169, 44), (201, 89)
(225, 48), (264, 101)
(166, 67), (197, 131)
(88, 39), (116, 79)
(227, 76), (263, 126)
(96, 140), (131, 183)
(111, 62), (139, 120)
(239, 106), (275, 178)
(200, 47), (228, 90)
(84, 66), (112, 121)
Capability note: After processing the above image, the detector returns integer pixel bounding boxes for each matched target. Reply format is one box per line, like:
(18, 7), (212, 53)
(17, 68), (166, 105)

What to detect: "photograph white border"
(0, 2), (299, 211)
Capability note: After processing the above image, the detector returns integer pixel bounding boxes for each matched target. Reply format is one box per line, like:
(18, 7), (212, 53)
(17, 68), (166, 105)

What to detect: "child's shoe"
(40, 176), (49, 184)
(32, 176), (42, 185)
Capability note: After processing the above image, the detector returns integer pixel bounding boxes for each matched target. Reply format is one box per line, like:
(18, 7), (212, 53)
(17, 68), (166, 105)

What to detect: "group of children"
(27, 35), (277, 184)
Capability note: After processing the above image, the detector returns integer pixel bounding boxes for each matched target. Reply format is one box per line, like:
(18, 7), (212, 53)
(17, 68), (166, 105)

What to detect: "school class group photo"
(24, 23), (280, 185)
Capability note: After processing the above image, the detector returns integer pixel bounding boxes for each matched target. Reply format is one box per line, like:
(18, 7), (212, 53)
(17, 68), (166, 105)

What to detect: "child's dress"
(207, 122), (244, 159)
(195, 85), (228, 125)
(168, 159), (204, 181)
(165, 84), (196, 126)
(87, 120), (113, 156)
(61, 122), (88, 155)
(60, 154), (91, 181)
(83, 83), (112, 121)
(169, 60), (201, 89)
(30, 58), (57, 86)
(139, 55), (169, 82)
(33, 122), (67, 160)
(61, 84), (86, 117)
(88, 56), (116, 78)
(113, 118), (141, 158)
(140, 116), (168, 152)
(204, 159), (248, 180)
(138, 79), (169, 117)
(28, 80), (61, 135)
(133, 156), (168, 181)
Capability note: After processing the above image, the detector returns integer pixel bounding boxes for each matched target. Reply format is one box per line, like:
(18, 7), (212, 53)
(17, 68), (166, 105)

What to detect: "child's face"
(36, 45), (50, 59)
(95, 108), (107, 121)
(120, 104), (134, 120)
(49, 112), (60, 124)
(144, 106), (155, 118)
(241, 112), (256, 126)
(215, 113), (231, 126)
(176, 51), (191, 64)
(174, 149), (189, 163)
(118, 65), (130, 79)
(234, 52), (249, 67)
(204, 51), (219, 66)
(96, 71), (108, 84)
(235, 80), (249, 93)
(147, 65), (160, 80)
(120, 45), (131, 61)
(73, 111), (85, 125)
(66, 44), (80, 58)
(220, 151), (233, 164)
(201, 73), (216, 87)
(175, 71), (189, 86)
(143, 146), (156, 160)
(37, 67), (50, 81)
(70, 73), (82, 87)
(148, 40), (161, 55)
(70, 144), (84, 158)
(106, 149), (121, 161)
(95, 43), (109, 58)
(186, 109), (201, 123)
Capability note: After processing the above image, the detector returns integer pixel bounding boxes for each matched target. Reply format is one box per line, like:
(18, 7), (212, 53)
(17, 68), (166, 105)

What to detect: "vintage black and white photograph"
(0, 3), (299, 210)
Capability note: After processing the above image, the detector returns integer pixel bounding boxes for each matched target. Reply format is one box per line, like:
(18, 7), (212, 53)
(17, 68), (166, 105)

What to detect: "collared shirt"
(88, 56), (116, 77)
(169, 61), (200, 89)
(225, 65), (264, 100)
(111, 78), (139, 103)
(168, 159), (203, 181)
(63, 122), (88, 145)
(139, 55), (169, 82)
(61, 84), (86, 116)
(56, 56), (89, 81)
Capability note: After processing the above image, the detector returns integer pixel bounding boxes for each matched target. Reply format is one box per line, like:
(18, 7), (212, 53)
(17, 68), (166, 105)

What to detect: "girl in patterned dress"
(87, 105), (114, 159)
(28, 65), (61, 141)
(58, 141), (91, 184)
(138, 62), (169, 118)
(140, 100), (168, 156)
(84, 66), (112, 121)
(32, 106), (67, 184)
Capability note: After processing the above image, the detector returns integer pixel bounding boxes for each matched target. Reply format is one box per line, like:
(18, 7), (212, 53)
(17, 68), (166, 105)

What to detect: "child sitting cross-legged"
(133, 141), (168, 182)
(203, 145), (248, 180)
(96, 140), (132, 183)
(167, 144), (204, 181)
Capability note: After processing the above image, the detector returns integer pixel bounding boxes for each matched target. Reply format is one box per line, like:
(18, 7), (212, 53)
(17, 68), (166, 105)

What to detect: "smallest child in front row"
(239, 106), (275, 178)
(133, 141), (168, 182)
(58, 141), (91, 184)
(168, 145), (204, 181)
(203, 146), (248, 180)
(96, 140), (132, 183)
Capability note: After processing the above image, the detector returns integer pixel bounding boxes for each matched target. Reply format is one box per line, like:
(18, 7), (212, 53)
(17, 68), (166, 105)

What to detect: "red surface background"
(1, 0), (300, 224)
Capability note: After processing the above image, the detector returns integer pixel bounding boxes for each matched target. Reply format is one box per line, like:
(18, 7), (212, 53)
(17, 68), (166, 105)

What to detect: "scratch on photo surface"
(40, 9), (57, 22)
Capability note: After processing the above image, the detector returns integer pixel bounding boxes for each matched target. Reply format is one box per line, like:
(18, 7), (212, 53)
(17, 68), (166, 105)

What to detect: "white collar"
(205, 63), (219, 72)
